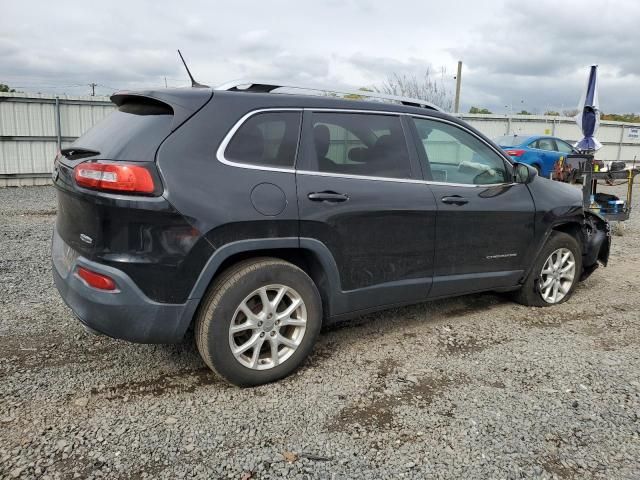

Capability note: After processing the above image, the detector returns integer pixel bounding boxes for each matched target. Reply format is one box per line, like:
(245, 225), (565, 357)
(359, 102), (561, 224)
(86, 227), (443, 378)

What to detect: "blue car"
(494, 135), (577, 178)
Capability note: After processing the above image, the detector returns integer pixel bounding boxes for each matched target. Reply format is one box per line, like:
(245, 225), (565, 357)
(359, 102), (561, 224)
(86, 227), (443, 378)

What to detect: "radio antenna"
(177, 50), (208, 88)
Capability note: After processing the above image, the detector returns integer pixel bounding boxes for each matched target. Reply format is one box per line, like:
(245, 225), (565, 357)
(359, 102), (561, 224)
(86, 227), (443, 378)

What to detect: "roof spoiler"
(110, 89), (213, 131)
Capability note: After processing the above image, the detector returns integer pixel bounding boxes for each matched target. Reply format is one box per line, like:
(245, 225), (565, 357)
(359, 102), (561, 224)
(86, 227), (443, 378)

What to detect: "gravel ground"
(1, 183), (639, 480)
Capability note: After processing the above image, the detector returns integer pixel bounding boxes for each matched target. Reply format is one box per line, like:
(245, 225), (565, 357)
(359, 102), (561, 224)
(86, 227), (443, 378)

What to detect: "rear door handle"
(308, 191), (349, 203)
(441, 195), (468, 206)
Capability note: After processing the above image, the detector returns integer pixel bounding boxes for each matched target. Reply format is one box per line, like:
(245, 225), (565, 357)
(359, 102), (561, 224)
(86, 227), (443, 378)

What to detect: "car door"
(409, 116), (535, 298)
(296, 110), (437, 315)
(553, 138), (575, 171)
(532, 137), (557, 177)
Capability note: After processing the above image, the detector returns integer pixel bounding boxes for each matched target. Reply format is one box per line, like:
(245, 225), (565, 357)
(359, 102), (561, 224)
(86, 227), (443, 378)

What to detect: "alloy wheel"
(539, 247), (576, 304)
(228, 284), (307, 370)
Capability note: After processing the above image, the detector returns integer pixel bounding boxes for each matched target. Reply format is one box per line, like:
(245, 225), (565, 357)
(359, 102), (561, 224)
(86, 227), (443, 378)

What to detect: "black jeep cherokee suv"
(52, 82), (610, 386)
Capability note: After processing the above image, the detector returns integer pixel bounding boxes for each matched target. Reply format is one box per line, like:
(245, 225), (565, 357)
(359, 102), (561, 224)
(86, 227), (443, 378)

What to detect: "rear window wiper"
(60, 147), (100, 160)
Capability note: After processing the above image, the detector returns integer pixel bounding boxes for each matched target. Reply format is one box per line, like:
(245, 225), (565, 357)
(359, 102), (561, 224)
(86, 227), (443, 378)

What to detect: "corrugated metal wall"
(1, 92), (639, 187)
(0, 92), (114, 186)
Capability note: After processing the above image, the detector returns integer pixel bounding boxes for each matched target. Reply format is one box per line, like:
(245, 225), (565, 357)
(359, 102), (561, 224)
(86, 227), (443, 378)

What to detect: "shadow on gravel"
(327, 358), (463, 433)
(89, 367), (227, 400)
(321, 292), (504, 335)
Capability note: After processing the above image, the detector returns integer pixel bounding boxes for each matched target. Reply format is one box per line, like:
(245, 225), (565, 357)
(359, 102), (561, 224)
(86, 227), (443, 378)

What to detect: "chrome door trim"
(215, 108), (302, 174)
(215, 106), (516, 188)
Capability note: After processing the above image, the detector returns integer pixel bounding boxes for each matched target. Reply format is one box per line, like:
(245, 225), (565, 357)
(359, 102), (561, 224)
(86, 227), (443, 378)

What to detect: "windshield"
(494, 135), (526, 147)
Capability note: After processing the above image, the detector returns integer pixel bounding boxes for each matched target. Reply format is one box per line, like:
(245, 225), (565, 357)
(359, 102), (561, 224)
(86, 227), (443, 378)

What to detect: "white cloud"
(0, 0), (637, 113)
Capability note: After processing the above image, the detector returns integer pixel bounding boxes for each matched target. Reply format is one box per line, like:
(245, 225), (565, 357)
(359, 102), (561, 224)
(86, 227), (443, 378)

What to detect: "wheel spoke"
(271, 286), (288, 310)
(277, 298), (302, 320)
(552, 281), (560, 302)
(249, 337), (265, 368)
(558, 281), (570, 294)
(540, 276), (554, 289)
(232, 333), (260, 355)
(560, 261), (575, 274)
(239, 303), (259, 323)
(258, 287), (270, 313)
(230, 322), (254, 334)
(277, 334), (298, 350)
(280, 317), (306, 327)
(269, 338), (279, 367)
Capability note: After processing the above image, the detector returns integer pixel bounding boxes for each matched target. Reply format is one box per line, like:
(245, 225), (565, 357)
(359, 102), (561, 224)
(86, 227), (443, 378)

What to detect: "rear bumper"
(52, 227), (199, 343)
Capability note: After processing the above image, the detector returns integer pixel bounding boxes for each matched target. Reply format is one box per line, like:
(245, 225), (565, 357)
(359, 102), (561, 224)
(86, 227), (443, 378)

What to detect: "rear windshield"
(70, 102), (173, 162)
(494, 135), (526, 147)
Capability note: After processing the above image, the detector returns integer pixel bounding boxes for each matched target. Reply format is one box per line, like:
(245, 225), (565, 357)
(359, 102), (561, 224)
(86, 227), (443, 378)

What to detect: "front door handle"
(441, 195), (468, 206)
(308, 191), (349, 203)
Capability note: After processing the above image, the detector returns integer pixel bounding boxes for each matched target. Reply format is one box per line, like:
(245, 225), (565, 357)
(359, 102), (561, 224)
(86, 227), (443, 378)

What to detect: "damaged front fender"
(581, 211), (611, 280)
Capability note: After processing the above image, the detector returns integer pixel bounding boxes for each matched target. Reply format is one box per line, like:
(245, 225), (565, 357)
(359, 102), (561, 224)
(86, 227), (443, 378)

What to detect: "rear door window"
(306, 112), (412, 179)
(536, 138), (556, 151)
(224, 111), (301, 168)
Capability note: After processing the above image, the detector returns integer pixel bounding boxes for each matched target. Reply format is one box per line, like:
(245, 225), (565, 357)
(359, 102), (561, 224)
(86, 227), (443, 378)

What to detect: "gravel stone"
(1, 183), (639, 479)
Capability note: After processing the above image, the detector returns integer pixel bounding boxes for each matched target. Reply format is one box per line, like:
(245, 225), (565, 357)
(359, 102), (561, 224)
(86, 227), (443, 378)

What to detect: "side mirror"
(514, 162), (537, 184)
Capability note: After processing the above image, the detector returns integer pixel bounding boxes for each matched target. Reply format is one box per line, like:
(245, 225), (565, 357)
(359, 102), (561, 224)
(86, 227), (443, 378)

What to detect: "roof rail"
(215, 79), (444, 112)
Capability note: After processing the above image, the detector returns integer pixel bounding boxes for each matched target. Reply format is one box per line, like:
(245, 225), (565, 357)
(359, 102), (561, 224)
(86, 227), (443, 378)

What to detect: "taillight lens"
(77, 267), (117, 291)
(74, 162), (156, 194)
(505, 149), (525, 157)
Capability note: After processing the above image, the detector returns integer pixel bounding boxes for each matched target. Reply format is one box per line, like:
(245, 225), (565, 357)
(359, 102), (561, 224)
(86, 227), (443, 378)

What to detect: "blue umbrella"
(575, 65), (602, 152)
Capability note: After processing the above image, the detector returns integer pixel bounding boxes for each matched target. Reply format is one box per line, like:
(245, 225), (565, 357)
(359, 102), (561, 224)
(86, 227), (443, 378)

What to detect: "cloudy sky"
(1, 0), (638, 114)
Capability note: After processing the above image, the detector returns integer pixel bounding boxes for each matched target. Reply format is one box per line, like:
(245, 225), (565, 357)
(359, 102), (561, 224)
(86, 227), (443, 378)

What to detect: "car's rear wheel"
(195, 258), (322, 387)
(513, 232), (582, 307)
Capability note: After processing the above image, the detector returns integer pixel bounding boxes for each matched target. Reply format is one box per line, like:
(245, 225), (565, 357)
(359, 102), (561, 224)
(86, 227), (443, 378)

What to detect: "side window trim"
(216, 108), (303, 173)
(409, 115), (514, 186)
(216, 107), (514, 187)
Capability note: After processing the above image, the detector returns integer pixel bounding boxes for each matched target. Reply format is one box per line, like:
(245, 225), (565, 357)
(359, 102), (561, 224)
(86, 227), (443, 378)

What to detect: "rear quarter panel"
(156, 94), (300, 300)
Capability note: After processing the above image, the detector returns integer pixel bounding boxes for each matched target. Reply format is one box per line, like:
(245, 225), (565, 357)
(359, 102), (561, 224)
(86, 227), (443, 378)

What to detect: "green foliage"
(469, 106), (492, 114)
(517, 110), (532, 115)
(601, 113), (640, 123)
(544, 111), (560, 116)
(0, 83), (16, 93)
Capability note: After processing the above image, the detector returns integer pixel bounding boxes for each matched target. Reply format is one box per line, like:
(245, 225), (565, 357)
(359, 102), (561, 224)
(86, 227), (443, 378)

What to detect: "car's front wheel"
(195, 258), (322, 387)
(513, 232), (582, 307)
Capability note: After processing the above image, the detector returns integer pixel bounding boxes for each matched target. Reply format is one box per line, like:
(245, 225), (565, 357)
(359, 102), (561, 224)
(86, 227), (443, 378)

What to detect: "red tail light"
(74, 162), (156, 194)
(505, 149), (525, 157)
(77, 267), (117, 291)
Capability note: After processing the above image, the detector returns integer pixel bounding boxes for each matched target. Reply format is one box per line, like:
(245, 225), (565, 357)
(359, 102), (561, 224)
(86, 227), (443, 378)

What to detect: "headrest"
(313, 124), (330, 157)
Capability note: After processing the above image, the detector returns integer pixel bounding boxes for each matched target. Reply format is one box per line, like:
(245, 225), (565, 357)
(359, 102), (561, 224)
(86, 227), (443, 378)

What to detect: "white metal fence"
(1, 92), (639, 187)
(0, 92), (114, 186)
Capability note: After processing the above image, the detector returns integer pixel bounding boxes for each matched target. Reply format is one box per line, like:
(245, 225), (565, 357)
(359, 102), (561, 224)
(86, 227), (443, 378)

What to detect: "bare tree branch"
(373, 67), (453, 111)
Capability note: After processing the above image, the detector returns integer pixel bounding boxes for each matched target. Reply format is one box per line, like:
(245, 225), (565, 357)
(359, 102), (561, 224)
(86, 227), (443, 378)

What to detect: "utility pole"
(89, 83), (97, 96)
(454, 61), (462, 113)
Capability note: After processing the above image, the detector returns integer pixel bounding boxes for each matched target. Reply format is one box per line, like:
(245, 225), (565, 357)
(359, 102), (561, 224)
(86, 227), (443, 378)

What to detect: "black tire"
(195, 257), (322, 387)
(512, 232), (582, 307)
